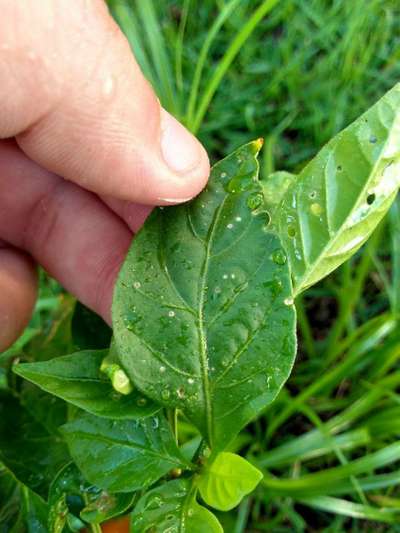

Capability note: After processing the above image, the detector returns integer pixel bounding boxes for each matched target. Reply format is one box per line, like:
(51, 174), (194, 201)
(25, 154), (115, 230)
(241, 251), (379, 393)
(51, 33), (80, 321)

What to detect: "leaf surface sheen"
(198, 451), (263, 511)
(130, 479), (223, 533)
(14, 350), (159, 420)
(61, 413), (188, 493)
(112, 141), (297, 450)
(268, 83), (400, 295)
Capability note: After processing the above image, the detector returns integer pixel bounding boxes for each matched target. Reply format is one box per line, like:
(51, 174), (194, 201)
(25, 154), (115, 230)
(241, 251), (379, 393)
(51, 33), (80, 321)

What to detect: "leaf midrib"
(196, 196), (229, 447)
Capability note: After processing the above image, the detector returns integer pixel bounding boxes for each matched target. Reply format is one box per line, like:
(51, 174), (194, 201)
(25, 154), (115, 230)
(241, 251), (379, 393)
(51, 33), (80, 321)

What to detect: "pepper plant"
(2, 83), (400, 531)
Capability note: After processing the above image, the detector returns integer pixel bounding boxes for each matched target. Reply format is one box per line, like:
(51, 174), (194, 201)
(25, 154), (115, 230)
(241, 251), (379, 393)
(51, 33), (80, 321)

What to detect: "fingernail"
(160, 109), (203, 174)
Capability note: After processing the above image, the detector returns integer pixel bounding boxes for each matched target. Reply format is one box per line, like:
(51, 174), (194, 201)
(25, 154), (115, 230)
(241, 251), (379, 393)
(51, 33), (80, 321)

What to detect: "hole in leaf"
(367, 193), (376, 205)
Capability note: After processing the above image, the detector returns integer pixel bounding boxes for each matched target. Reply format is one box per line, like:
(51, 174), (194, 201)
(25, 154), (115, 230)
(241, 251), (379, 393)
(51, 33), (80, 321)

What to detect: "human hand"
(0, 0), (210, 351)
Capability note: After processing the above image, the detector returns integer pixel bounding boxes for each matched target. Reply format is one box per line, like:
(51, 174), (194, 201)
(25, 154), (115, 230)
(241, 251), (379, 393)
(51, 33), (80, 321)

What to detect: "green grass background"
(106, 2), (400, 530)
(3, 0), (400, 531)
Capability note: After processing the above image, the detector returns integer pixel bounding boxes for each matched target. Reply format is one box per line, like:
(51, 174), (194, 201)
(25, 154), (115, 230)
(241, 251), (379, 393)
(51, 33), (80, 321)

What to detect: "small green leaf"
(271, 83), (400, 295)
(198, 452), (263, 511)
(113, 141), (297, 450)
(61, 413), (189, 492)
(14, 350), (159, 419)
(131, 479), (223, 532)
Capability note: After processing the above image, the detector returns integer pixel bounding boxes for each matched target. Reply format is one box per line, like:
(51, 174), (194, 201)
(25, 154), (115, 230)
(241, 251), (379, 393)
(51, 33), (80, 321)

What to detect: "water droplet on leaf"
(310, 202), (323, 216)
(161, 389), (170, 400)
(271, 249), (287, 265)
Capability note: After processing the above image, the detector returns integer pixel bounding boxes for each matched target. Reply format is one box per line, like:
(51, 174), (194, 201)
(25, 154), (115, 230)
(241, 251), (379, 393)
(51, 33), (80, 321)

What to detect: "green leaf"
(11, 486), (49, 533)
(14, 350), (159, 420)
(131, 479), (223, 533)
(0, 393), (69, 499)
(113, 141), (297, 450)
(61, 413), (188, 492)
(48, 462), (134, 530)
(198, 452), (263, 511)
(270, 83), (400, 296)
(71, 302), (112, 350)
(0, 464), (49, 533)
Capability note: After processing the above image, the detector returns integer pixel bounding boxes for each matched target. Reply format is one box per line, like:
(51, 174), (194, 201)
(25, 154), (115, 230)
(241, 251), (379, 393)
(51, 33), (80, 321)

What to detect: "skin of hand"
(0, 0), (210, 352)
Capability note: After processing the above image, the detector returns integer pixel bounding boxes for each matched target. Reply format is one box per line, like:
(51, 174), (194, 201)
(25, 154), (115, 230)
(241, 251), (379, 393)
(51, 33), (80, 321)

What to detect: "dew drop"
(187, 378), (195, 385)
(159, 366), (166, 373)
(227, 223), (234, 229)
(231, 273), (236, 279)
(235, 216), (242, 222)
(247, 192), (264, 210)
(310, 202), (323, 216)
(133, 281), (141, 289)
(222, 274), (228, 280)
(271, 249), (287, 265)
(168, 310), (175, 317)
(369, 134), (377, 144)
(136, 397), (147, 407)
(176, 387), (185, 399)
(287, 224), (296, 238)
(284, 297), (294, 306)
(161, 389), (170, 400)
(220, 172), (227, 178)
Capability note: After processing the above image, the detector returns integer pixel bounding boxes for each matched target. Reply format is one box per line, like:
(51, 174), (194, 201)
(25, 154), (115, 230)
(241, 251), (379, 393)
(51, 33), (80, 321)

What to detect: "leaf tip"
(253, 137), (264, 152)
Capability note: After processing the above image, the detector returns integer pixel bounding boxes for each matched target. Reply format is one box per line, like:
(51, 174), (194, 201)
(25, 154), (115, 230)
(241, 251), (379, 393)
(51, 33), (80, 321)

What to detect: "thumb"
(0, 0), (209, 205)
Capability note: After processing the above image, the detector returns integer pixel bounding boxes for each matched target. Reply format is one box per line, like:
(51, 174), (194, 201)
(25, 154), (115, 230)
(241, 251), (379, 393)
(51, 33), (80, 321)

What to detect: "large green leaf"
(61, 413), (189, 492)
(14, 350), (159, 420)
(112, 141), (297, 450)
(131, 479), (223, 533)
(198, 452), (263, 511)
(0, 393), (69, 499)
(266, 83), (400, 295)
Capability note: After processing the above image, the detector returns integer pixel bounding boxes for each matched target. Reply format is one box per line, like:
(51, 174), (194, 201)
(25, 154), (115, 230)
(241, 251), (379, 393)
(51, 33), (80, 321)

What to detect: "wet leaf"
(0, 464), (48, 533)
(0, 393), (69, 499)
(270, 83), (400, 295)
(47, 462), (134, 531)
(112, 141), (297, 450)
(61, 413), (189, 492)
(14, 350), (159, 420)
(198, 452), (262, 511)
(131, 479), (223, 532)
